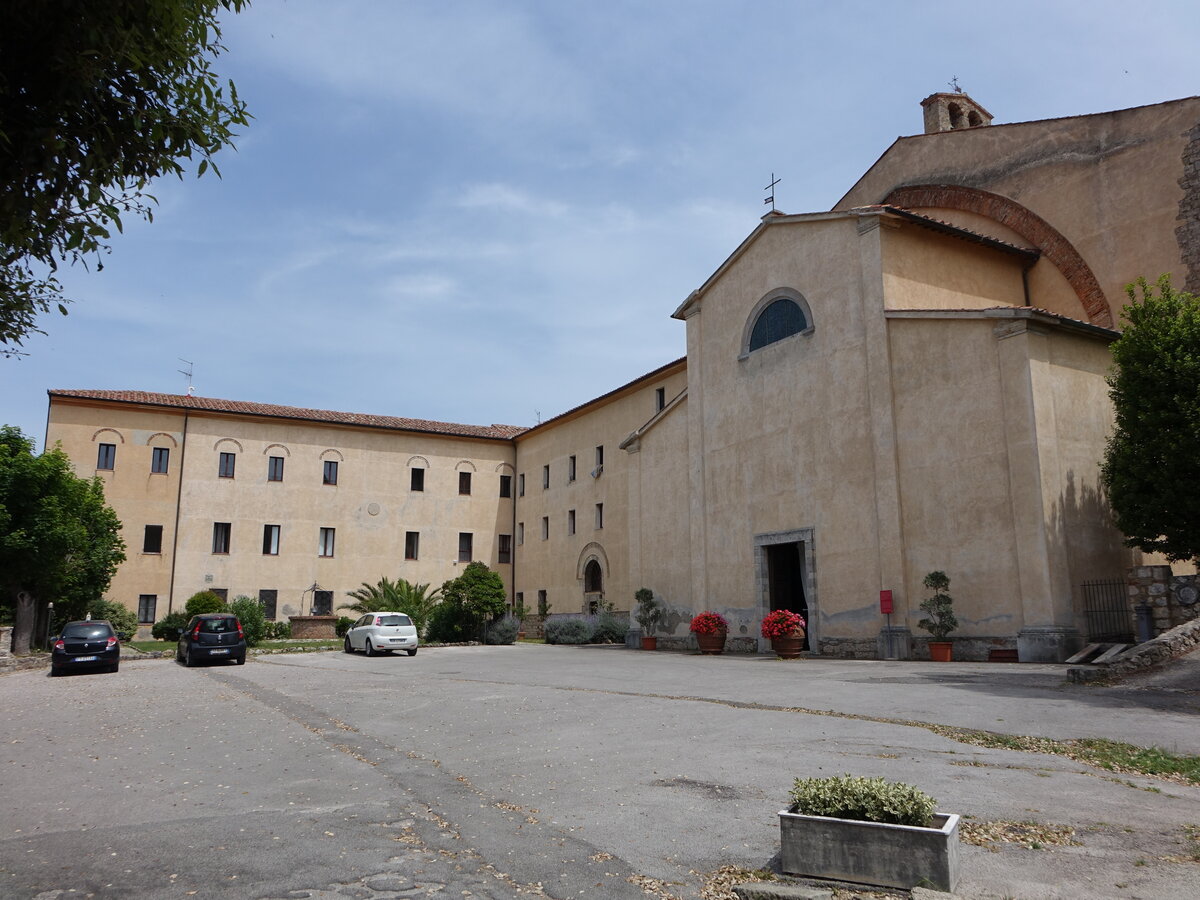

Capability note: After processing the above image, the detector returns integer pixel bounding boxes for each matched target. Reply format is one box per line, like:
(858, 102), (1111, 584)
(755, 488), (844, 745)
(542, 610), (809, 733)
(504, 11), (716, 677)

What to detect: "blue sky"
(6, 0), (1199, 448)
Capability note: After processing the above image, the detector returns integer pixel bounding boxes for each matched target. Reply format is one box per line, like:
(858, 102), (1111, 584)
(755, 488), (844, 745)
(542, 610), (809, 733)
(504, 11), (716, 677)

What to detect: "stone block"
(1017, 626), (1082, 663)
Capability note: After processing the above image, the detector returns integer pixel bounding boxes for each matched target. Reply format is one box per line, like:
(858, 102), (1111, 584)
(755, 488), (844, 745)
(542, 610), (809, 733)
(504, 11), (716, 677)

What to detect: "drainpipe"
(167, 411), (189, 614)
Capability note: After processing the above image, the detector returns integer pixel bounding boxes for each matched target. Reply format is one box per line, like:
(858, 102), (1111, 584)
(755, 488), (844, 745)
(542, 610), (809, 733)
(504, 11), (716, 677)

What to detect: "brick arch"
(884, 184), (1113, 328)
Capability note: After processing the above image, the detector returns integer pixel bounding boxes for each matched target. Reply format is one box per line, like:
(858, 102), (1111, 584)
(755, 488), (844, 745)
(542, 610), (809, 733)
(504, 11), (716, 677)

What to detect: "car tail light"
(106, 636), (118, 649)
(193, 624), (202, 640)
(375, 617), (381, 626)
(235, 619), (244, 639)
(53, 639), (65, 651)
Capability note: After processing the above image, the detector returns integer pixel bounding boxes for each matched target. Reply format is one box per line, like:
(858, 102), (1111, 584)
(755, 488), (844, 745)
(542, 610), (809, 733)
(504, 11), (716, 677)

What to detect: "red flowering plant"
(761, 609), (806, 639)
(689, 611), (729, 635)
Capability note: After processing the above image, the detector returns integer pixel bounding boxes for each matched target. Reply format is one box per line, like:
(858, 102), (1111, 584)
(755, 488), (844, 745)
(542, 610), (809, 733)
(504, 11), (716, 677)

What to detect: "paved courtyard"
(2, 644), (1198, 899)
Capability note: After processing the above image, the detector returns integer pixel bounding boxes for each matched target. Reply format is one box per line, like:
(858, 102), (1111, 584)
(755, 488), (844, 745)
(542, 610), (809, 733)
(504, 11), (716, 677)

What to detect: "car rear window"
(62, 624), (114, 640)
(199, 618), (239, 633)
(376, 615), (412, 627)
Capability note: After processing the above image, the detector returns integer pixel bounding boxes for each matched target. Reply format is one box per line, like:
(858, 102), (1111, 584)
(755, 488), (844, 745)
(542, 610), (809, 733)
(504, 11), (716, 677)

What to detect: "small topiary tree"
(184, 590), (227, 617)
(917, 571), (958, 641)
(229, 595), (267, 647)
(634, 588), (661, 636)
(152, 610), (190, 641)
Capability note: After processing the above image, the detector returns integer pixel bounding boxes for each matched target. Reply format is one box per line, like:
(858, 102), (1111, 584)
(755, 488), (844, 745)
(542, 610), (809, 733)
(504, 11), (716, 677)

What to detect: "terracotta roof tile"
(48, 390), (528, 441)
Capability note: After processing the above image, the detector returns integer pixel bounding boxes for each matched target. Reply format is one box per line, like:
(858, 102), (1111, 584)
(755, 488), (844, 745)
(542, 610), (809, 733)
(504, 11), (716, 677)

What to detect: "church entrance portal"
(755, 529), (814, 651)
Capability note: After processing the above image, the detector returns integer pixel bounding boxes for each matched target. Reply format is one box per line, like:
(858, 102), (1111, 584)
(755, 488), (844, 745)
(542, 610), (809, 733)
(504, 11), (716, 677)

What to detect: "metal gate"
(1079, 579), (1134, 642)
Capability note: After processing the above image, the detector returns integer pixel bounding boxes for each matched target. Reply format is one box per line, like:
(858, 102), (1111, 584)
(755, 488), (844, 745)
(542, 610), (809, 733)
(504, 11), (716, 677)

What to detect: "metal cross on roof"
(764, 173), (781, 210)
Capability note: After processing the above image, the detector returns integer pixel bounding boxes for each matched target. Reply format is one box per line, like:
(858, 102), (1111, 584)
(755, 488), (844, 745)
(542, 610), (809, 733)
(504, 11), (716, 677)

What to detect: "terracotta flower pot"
(929, 641), (953, 662)
(771, 630), (806, 659)
(695, 631), (726, 655)
(641, 636), (657, 651)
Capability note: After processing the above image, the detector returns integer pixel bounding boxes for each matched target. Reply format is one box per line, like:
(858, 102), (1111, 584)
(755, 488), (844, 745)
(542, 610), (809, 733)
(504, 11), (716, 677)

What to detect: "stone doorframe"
(577, 542), (609, 613)
(753, 528), (817, 653)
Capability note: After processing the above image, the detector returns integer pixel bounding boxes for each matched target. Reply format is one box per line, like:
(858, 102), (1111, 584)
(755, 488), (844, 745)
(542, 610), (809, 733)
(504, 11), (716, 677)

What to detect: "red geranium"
(689, 611), (729, 635)
(761, 609), (806, 639)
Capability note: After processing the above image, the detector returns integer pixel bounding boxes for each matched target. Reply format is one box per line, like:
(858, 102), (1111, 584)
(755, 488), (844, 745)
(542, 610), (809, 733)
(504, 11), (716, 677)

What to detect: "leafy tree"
(0, 426), (126, 654)
(0, 0), (250, 352)
(229, 595), (266, 646)
(1102, 276), (1200, 562)
(342, 576), (442, 637)
(442, 562), (507, 622)
(184, 590), (227, 616)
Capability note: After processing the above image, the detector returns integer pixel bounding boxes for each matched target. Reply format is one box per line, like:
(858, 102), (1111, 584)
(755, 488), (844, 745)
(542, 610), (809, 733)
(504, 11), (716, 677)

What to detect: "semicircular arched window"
(748, 298), (807, 352)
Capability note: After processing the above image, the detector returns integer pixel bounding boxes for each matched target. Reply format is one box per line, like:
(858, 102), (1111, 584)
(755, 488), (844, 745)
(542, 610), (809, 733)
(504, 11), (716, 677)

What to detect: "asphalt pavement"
(2, 645), (1198, 899)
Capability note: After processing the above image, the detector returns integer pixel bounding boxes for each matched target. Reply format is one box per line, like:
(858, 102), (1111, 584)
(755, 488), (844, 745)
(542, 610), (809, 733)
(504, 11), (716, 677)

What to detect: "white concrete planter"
(778, 807), (960, 892)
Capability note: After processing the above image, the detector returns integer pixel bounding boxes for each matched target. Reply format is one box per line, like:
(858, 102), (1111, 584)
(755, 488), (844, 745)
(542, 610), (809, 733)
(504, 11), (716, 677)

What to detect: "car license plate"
(210, 648), (229, 655)
(75, 656), (98, 662)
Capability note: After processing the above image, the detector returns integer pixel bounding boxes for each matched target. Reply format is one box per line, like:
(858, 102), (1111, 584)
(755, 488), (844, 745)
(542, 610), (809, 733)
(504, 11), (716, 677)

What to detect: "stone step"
(1093, 643), (1131, 664)
(1065, 642), (1104, 664)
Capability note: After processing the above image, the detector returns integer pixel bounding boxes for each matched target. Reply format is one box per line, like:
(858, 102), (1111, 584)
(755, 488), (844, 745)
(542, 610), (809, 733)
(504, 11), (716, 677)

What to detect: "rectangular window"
(568, 509), (576, 535)
(459, 471), (472, 495)
(211, 588), (228, 602)
(517, 522), (524, 545)
(405, 531), (419, 560)
(212, 522), (231, 554)
(499, 474), (512, 498)
(595, 445), (604, 468)
(541, 516), (549, 540)
(410, 467), (425, 491)
(568, 455), (577, 482)
(151, 447), (169, 474)
(458, 532), (473, 563)
(137, 594), (157, 624)
(542, 464), (550, 489)
(596, 503), (604, 529)
(318, 527), (336, 557)
(656, 387), (666, 411)
(323, 460), (339, 485)
(518, 473), (525, 496)
(498, 534), (512, 564)
(263, 524), (280, 555)
(537, 589), (548, 616)
(268, 456), (285, 482)
(313, 590), (333, 616)
(97, 443), (116, 470)
(259, 589), (278, 620)
(218, 452), (236, 478)
(143, 525), (163, 554)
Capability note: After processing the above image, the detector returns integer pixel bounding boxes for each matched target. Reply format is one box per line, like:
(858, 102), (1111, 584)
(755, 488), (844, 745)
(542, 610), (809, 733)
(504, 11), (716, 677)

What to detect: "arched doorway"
(576, 543), (609, 613)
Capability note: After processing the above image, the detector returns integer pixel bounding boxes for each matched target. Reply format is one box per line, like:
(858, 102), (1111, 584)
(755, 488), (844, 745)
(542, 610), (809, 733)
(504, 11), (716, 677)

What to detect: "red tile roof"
(48, 390), (528, 441)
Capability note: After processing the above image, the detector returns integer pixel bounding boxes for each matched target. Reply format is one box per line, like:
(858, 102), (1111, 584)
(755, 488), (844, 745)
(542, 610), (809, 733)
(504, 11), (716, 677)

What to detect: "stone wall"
(1126, 566), (1200, 635)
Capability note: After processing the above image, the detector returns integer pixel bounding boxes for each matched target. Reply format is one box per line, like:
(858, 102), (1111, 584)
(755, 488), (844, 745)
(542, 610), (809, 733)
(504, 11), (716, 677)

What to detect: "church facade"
(45, 93), (1200, 661)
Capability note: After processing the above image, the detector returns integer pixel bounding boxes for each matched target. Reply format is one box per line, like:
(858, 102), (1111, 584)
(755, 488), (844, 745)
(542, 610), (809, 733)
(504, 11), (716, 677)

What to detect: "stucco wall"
(880, 222), (1027, 311)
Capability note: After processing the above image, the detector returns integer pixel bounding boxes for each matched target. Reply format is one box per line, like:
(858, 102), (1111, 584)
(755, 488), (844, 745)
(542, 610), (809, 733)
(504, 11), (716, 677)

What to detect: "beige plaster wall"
(47, 398), (516, 622)
(680, 216), (894, 642)
(512, 364), (687, 617)
(839, 97), (1200, 321)
(880, 222), (1027, 311)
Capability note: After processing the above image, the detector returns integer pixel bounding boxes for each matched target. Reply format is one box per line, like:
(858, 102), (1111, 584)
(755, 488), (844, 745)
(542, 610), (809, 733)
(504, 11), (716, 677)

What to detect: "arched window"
(584, 560), (603, 593)
(749, 298), (807, 352)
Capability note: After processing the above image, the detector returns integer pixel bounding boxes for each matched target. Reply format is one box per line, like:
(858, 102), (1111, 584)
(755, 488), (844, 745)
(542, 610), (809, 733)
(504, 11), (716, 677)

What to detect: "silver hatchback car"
(344, 613), (419, 656)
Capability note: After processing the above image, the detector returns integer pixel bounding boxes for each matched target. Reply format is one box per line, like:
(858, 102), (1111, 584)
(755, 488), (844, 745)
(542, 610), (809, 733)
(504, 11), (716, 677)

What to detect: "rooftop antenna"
(535, 410), (542, 424)
(949, 76), (963, 93)
(178, 358), (195, 396)
(764, 173), (781, 212)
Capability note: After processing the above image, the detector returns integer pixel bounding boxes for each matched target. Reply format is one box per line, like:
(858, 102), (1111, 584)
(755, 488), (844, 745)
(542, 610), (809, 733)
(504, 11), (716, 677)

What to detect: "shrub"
(426, 598), (476, 643)
(152, 610), (190, 641)
(184, 590), (227, 617)
(789, 775), (935, 828)
(544, 617), (594, 645)
(592, 609), (629, 644)
(335, 616), (355, 638)
(229, 596), (267, 647)
(484, 616), (519, 645)
(87, 598), (138, 639)
(264, 620), (291, 640)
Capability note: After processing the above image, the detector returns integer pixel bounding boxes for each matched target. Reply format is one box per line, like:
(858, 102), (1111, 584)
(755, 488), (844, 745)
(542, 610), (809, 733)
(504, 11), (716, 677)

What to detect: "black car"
(51, 620), (121, 675)
(177, 613), (247, 666)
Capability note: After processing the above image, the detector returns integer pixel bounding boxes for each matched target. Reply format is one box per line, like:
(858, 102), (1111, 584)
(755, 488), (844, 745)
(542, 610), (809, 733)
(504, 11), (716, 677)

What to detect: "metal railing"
(1079, 578), (1134, 642)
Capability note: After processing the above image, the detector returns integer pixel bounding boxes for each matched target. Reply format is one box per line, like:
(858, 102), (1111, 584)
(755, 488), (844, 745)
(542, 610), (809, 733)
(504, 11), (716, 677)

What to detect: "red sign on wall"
(879, 589), (893, 615)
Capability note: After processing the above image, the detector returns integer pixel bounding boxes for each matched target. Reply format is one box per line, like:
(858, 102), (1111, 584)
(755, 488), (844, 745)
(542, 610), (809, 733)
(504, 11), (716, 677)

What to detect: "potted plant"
(761, 609), (806, 659)
(918, 571), (958, 661)
(634, 588), (661, 650)
(511, 597), (530, 640)
(689, 611), (728, 654)
(779, 774), (960, 892)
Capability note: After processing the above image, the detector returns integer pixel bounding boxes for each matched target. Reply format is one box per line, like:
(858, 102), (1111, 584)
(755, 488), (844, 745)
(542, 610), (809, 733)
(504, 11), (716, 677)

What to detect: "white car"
(344, 613), (419, 656)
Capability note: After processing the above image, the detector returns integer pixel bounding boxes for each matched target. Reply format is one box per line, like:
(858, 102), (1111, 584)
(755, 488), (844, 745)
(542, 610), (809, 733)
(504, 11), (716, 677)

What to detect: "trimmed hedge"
(789, 775), (935, 827)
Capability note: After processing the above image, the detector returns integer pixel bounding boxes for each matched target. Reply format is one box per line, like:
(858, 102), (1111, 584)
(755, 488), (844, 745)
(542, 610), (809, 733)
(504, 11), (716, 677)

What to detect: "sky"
(5, 0), (1199, 449)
